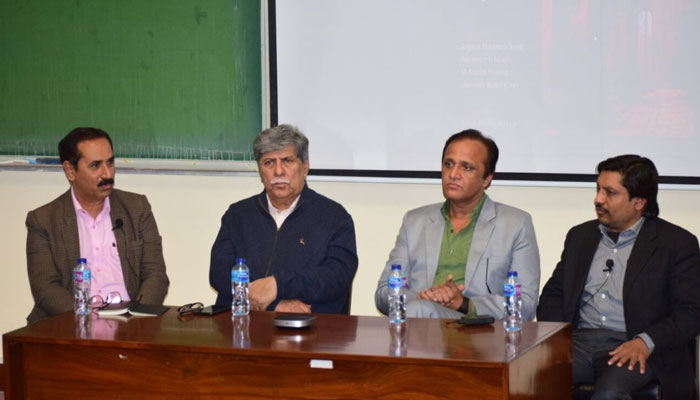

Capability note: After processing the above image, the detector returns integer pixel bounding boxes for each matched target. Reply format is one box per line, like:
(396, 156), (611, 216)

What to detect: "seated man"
(210, 124), (358, 314)
(26, 127), (169, 324)
(375, 129), (540, 320)
(538, 155), (700, 399)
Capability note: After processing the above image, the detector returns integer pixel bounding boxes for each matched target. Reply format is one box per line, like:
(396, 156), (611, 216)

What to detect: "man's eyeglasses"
(90, 292), (123, 311)
(178, 302), (204, 315)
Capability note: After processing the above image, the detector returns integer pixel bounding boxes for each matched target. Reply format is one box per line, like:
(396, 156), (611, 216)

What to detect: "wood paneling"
(3, 310), (571, 399)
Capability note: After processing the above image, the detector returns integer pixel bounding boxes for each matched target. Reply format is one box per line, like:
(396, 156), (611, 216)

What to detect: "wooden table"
(3, 310), (571, 399)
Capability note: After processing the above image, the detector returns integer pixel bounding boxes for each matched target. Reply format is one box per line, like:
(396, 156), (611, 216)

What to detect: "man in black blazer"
(538, 155), (700, 399)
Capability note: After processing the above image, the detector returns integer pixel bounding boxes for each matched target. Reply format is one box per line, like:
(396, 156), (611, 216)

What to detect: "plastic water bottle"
(515, 274), (523, 313)
(388, 264), (406, 324)
(231, 258), (250, 316)
(73, 258), (91, 315)
(503, 270), (522, 332)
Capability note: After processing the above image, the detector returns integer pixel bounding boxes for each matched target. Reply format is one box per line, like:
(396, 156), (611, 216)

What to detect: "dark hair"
(441, 129), (499, 178)
(253, 124), (309, 163)
(597, 154), (659, 217)
(58, 127), (113, 169)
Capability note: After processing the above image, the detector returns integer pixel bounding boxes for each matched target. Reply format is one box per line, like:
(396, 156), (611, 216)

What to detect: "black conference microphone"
(603, 259), (614, 273)
(581, 259), (615, 308)
(112, 218), (123, 231)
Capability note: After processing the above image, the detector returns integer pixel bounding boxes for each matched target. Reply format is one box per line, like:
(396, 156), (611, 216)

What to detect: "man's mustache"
(595, 204), (608, 214)
(98, 178), (115, 187)
(270, 178), (290, 185)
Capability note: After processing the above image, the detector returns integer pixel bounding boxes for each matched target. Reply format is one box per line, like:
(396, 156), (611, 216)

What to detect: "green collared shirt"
(433, 195), (486, 314)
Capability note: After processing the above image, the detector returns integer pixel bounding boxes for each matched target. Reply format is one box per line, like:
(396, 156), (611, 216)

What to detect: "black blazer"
(538, 217), (700, 399)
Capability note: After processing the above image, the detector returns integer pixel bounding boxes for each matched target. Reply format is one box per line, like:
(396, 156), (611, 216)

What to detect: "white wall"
(2, 168), (700, 361)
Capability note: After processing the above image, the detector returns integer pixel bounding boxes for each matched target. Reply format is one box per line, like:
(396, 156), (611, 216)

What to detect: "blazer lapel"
(110, 192), (133, 282)
(464, 196), (495, 290)
(571, 224), (602, 310)
(424, 206), (445, 286)
(623, 218), (657, 298)
(60, 190), (81, 267)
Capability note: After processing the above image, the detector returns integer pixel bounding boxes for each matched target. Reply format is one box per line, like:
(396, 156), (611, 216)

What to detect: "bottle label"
(503, 283), (515, 297)
(74, 270), (91, 283)
(388, 276), (402, 290)
(233, 270), (249, 283)
(515, 283), (522, 297)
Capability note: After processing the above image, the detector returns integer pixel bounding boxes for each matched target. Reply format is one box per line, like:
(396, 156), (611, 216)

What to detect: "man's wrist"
(635, 333), (655, 354)
(457, 295), (470, 314)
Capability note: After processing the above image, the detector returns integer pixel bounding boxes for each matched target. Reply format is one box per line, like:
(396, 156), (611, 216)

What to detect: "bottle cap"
(77, 258), (87, 264)
(507, 270), (518, 277)
(391, 264), (401, 270)
(235, 257), (246, 265)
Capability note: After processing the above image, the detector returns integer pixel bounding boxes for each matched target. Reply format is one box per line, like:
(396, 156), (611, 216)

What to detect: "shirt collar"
(598, 216), (645, 240)
(440, 194), (487, 222)
(70, 187), (110, 217)
(266, 193), (301, 216)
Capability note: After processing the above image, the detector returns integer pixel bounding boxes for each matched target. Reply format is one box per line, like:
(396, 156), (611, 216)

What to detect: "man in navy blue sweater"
(210, 125), (358, 314)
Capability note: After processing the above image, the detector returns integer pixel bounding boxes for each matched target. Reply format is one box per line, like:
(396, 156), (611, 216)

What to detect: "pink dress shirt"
(71, 188), (130, 301)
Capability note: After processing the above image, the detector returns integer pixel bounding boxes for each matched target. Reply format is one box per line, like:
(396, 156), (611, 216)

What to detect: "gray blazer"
(375, 195), (540, 319)
(25, 188), (169, 324)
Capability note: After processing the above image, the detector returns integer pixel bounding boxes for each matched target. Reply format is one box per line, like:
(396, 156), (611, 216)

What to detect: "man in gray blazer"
(375, 129), (540, 320)
(26, 127), (169, 324)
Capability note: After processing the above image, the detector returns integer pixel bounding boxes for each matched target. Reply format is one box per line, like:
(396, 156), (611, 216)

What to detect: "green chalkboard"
(0, 0), (261, 161)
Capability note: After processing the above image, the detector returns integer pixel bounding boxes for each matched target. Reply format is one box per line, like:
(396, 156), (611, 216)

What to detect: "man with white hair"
(210, 124), (358, 314)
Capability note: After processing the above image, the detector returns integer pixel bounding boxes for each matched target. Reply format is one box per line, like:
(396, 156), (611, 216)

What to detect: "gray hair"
(253, 124), (309, 162)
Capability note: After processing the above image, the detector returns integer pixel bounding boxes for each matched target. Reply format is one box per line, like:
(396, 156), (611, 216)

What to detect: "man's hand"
(249, 276), (277, 311)
(417, 274), (465, 310)
(608, 337), (650, 374)
(275, 299), (312, 314)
